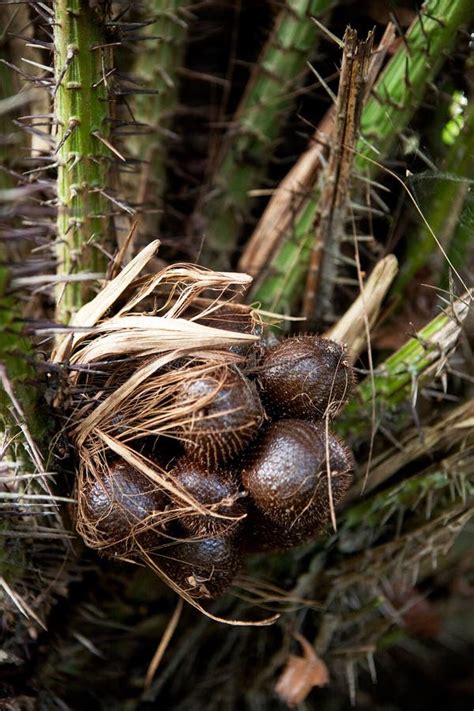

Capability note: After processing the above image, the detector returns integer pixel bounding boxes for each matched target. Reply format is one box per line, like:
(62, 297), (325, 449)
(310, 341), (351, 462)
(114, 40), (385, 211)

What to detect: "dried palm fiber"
(51, 241), (278, 623)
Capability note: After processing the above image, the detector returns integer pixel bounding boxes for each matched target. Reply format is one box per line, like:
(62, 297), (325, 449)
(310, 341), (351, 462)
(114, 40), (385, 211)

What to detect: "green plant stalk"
(321, 501), (471, 672)
(322, 446), (474, 617)
(0, 67), (54, 618)
(326, 502), (471, 597)
(443, 183), (474, 287)
(342, 450), (473, 540)
(199, 0), (333, 268)
(282, 447), (473, 676)
(0, 15), (22, 192)
(0, 25), (46, 442)
(393, 101), (474, 295)
(54, 0), (114, 324)
(0, 276), (38, 426)
(127, 1), (189, 236)
(441, 97), (474, 288)
(250, 0), (474, 314)
(251, 197), (314, 314)
(336, 292), (471, 443)
(355, 0), (474, 172)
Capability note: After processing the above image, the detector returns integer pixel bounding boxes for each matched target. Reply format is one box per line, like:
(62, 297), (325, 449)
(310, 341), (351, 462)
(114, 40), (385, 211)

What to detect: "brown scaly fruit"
(256, 336), (354, 420)
(172, 457), (246, 538)
(239, 503), (321, 554)
(157, 537), (241, 599)
(241, 420), (354, 529)
(178, 366), (265, 468)
(77, 460), (168, 557)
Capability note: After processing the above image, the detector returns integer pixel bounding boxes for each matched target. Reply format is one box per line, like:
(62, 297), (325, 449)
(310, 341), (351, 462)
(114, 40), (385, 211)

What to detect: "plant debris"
(275, 633), (330, 707)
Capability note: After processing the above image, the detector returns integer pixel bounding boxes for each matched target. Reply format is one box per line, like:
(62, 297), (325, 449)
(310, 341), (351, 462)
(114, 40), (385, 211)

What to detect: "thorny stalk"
(238, 23), (396, 281)
(54, 0), (116, 323)
(125, 0), (190, 247)
(395, 99), (474, 294)
(195, 0), (333, 269)
(303, 27), (373, 325)
(250, 0), (474, 317)
(355, 0), (474, 171)
(0, 2), (77, 645)
(337, 290), (472, 445)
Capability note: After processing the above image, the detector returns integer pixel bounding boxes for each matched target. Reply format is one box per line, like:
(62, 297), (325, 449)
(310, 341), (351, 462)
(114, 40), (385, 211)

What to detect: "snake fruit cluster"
(79, 335), (354, 600)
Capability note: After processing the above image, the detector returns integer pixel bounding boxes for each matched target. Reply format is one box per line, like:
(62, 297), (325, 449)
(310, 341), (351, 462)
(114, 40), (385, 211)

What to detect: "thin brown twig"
(145, 598), (184, 689)
(303, 27), (374, 325)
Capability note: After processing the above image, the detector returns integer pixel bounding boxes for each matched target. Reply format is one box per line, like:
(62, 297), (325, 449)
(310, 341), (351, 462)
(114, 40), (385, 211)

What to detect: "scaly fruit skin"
(78, 461), (168, 556)
(242, 420), (353, 528)
(157, 537), (242, 599)
(257, 336), (353, 420)
(239, 503), (320, 553)
(178, 367), (265, 468)
(172, 458), (245, 538)
(54, 0), (115, 323)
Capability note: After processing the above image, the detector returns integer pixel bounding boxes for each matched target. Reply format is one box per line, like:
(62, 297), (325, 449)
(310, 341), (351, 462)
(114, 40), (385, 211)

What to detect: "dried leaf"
(275, 633), (329, 707)
(53, 247), (279, 627)
(325, 254), (398, 360)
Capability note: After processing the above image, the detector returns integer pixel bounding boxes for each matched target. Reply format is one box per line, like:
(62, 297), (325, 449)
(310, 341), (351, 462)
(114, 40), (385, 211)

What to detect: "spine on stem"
(0, 19), (64, 635)
(54, 0), (115, 323)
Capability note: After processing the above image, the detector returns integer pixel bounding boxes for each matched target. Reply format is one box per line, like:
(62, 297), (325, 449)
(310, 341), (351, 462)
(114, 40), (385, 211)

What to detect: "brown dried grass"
(51, 241), (279, 624)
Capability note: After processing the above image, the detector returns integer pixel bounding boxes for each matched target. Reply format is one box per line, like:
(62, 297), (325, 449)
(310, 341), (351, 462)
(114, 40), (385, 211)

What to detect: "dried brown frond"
(51, 242), (280, 623)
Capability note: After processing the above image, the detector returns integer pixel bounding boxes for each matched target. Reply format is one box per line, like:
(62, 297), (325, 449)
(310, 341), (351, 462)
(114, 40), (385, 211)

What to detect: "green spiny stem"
(355, 0), (474, 173)
(342, 448), (473, 543)
(250, 0), (474, 314)
(394, 99), (474, 295)
(306, 449), (473, 668)
(0, 63), (59, 624)
(440, 98), (474, 288)
(321, 503), (471, 671)
(0, 278), (37, 428)
(196, 0), (333, 269)
(0, 20), (47, 444)
(54, 0), (115, 324)
(287, 440), (472, 600)
(443, 181), (474, 288)
(325, 502), (471, 597)
(355, 398), (474, 500)
(282, 445), (474, 676)
(126, 1), (189, 241)
(250, 197), (314, 315)
(336, 291), (472, 445)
